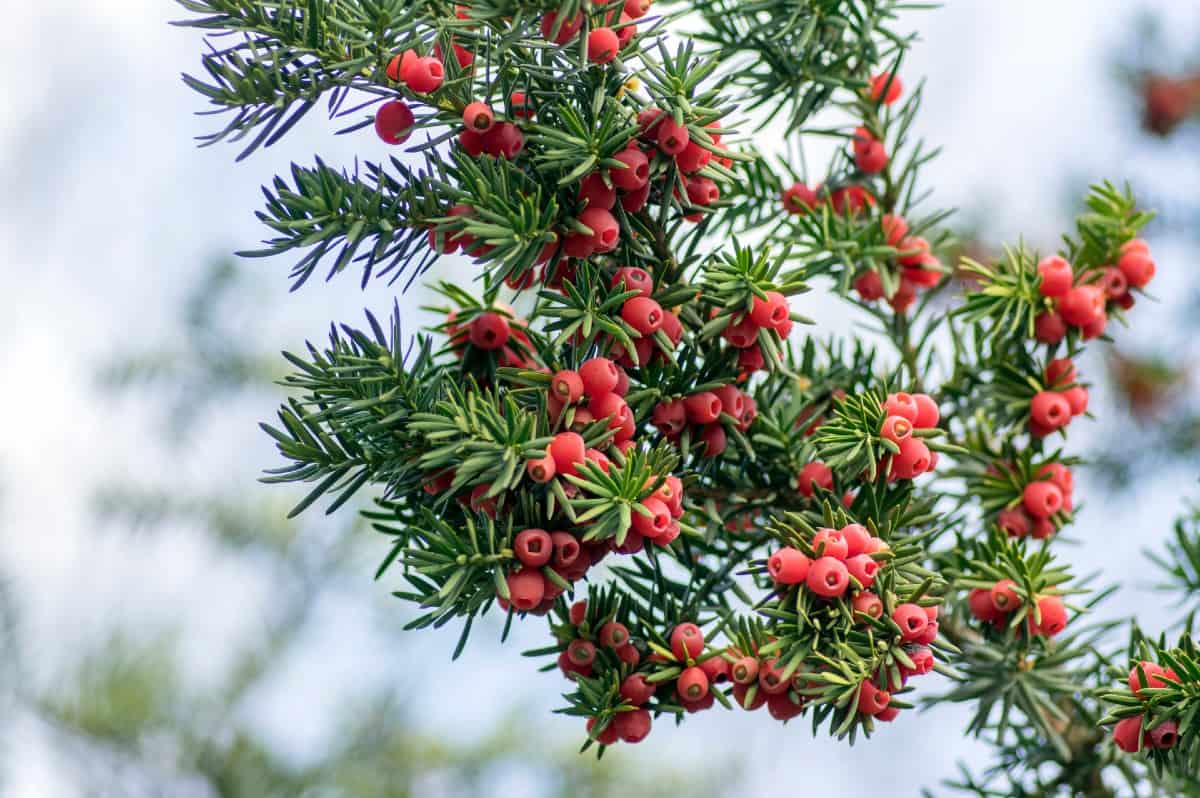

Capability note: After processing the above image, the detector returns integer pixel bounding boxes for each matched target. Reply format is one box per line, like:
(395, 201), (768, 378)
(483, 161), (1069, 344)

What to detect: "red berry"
(1062, 385), (1089, 416)
(880, 414), (913, 444)
(968, 588), (1001, 624)
(481, 122), (525, 158)
(620, 673), (656, 705)
(525, 454), (556, 483)
(374, 100), (415, 144)
(757, 658), (790, 694)
(624, 0), (652, 18)
(1059, 285), (1105, 327)
(578, 172), (616, 210)
(551, 369), (584, 404)
(768, 547), (811, 584)
(806, 556), (850, 598)
(1037, 256), (1073, 298)
(611, 147), (650, 191)
(1022, 481), (1063, 519)
(891, 603), (928, 641)
(506, 567), (545, 611)
(514, 528), (553, 567)
(699, 656), (730, 685)
(767, 692), (805, 722)
(652, 399), (687, 436)
(869, 72), (903, 105)
(540, 11), (583, 44)
(896, 236), (929, 267)
(622, 296), (664, 334)
(1128, 661), (1178, 696)
(731, 656), (760, 685)
(857, 680), (891, 715)
(883, 392), (920, 423)
(698, 424), (726, 457)
(684, 392), (722, 424)
(812, 528), (849, 560)
(459, 128), (485, 156)
(1149, 720), (1179, 749)
(854, 270), (885, 301)
(782, 182), (819, 214)
(589, 392), (630, 431)
(508, 90), (534, 119)
(712, 385), (745, 421)
(469, 312), (510, 350)
(797, 461), (834, 497)
(997, 507), (1032, 538)
(844, 554), (879, 588)
(841, 523), (871, 557)
(656, 117), (689, 155)
(722, 314), (759, 348)
(1038, 462), (1074, 495)
(1045, 357), (1077, 388)
(462, 101), (494, 132)
(611, 266), (653, 298)
(1117, 250), (1155, 289)
(1030, 391), (1072, 430)
(912, 393), (940, 428)
(891, 437), (932, 479)
(880, 213), (908, 246)
(677, 666), (710, 702)
(750, 291), (789, 330)
(989, 579), (1020, 613)
(670, 623), (704, 661)
(675, 140), (712, 173)
(549, 431), (586, 477)
(579, 358), (619, 398)
(579, 207), (620, 252)
(587, 27), (621, 64)
(551, 531), (582, 571)
(852, 590), (884, 619)
(404, 56), (445, 93)
(587, 716), (619, 746)
(685, 175), (719, 206)
(613, 708), (652, 743)
(855, 138), (889, 174)
(598, 621), (629, 649)
(632, 497), (672, 540)
(1101, 266), (1128, 299)
(1036, 595), (1068, 636)
(568, 639), (597, 666)
(1034, 310), (1068, 344)
(569, 600), (588, 626)
(1112, 715), (1144, 752)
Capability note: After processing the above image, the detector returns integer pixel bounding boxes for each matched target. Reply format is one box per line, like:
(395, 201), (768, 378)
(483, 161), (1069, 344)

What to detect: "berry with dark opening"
(462, 101), (494, 132)
(806, 556), (850, 598)
(670, 623), (704, 662)
(514, 528), (553, 567)
(768, 547), (811, 584)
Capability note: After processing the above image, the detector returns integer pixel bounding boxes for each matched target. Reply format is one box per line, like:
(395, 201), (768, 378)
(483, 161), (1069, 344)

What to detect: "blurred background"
(1, 1), (1198, 796)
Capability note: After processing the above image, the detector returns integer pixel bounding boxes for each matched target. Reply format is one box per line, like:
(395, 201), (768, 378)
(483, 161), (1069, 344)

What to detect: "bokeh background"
(2, 2), (1199, 796)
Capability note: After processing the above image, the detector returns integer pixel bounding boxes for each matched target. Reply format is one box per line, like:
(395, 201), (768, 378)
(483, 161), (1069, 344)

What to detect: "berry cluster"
(1028, 357), (1089, 438)
(994, 461), (1074, 540)
(878, 391), (940, 479)
(967, 580), (1068, 637)
(1111, 660), (1184, 753)
(1033, 241), (1157, 346)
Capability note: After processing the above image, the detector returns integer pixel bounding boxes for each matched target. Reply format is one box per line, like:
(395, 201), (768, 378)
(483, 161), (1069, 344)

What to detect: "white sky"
(2, 1), (1199, 796)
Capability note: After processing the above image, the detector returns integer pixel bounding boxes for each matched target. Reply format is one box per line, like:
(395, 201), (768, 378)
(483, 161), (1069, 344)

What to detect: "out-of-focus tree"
(0, 261), (737, 798)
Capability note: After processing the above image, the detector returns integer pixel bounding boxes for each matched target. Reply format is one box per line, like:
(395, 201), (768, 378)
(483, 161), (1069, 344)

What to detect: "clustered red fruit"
(879, 391), (940, 480)
(1028, 357), (1089, 438)
(967, 579), (1068, 638)
(994, 461), (1074, 540)
(852, 213), (942, 313)
(767, 523), (888, 601)
(1111, 659), (1184, 753)
(764, 522), (936, 724)
(1033, 244), (1156, 346)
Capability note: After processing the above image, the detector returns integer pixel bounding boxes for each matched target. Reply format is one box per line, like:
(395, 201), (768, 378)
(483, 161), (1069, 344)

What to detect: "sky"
(1, 1), (1199, 796)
